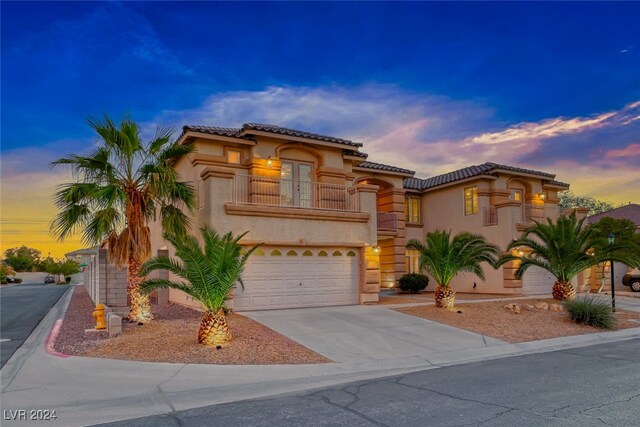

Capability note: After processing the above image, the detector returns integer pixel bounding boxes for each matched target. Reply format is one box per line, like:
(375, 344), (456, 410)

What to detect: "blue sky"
(1, 1), (639, 255)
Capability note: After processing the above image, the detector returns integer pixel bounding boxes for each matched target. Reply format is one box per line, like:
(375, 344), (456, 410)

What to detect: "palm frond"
(143, 227), (261, 312)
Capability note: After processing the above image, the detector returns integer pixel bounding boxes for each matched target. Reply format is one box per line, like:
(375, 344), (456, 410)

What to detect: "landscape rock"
(503, 303), (522, 314)
(534, 302), (549, 310)
(523, 304), (536, 311)
(549, 304), (565, 312)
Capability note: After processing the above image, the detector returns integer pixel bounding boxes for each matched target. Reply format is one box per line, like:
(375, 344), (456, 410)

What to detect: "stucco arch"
(275, 143), (324, 167)
(354, 176), (395, 191)
(507, 178), (532, 193)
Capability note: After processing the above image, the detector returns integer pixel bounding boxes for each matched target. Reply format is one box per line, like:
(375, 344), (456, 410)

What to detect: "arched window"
(253, 248), (265, 256)
(270, 249), (282, 256)
(332, 250), (343, 257)
(318, 250), (328, 257)
(286, 250), (298, 256)
(346, 250), (357, 257)
(302, 250), (313, 256)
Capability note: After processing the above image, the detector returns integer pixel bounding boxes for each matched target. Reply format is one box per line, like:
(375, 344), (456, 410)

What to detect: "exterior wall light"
(517, 249), (525, 257)
(266, 156), (273, 168)
(538, 192), (545, 200)
(372, 244), (381, 255)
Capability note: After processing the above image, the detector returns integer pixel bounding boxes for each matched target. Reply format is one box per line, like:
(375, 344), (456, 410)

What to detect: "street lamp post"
(608, 233), (616, 313)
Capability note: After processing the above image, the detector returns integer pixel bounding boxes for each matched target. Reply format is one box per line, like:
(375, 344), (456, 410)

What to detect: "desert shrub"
(398, 273), (429, 294)
(564, 296), (616, 329)
(14, 278), (22, 284)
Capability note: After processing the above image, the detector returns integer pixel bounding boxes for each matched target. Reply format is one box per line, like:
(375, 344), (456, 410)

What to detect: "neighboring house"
(65, 246), (98, 269)
(144, 123), (574, 311)
(586, 203), (640, 233)
(585, 203), (640, 291)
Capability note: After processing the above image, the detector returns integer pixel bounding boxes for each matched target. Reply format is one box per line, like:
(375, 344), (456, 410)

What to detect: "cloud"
(605, 143), (640, 158)
(3, 84), (638, 256)
(153, 85), (639, 204)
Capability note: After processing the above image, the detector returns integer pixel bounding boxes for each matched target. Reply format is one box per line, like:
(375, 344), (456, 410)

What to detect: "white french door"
(280, 161), (313, 208)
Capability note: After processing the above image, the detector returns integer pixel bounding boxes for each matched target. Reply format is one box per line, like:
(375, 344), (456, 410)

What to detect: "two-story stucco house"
(148, 123), (572, 312)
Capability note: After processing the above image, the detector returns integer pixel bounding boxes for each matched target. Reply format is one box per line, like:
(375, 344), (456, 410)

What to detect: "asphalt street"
(0, 282), (69, 368)
(98, 338), (640, 427)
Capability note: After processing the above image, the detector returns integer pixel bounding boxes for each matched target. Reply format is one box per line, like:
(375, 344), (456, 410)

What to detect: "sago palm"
(50, 115), (195, 322)
(140, 227), (261, 347)
(406, 230), (500, 308)
(500, 212), (640, 301)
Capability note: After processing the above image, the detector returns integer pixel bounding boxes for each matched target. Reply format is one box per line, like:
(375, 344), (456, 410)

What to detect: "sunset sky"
(2, 2), (639, 258)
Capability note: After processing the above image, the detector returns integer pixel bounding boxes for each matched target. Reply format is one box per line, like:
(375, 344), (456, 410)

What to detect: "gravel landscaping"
(396, 298), (640, 343)
(56, 286), (330, 364)
(379, 291), (520, 305)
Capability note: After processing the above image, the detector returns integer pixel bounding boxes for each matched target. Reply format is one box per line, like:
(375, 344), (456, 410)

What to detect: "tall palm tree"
(501, 212), (640, 300)
(50, 115), (195, 322)
(139, 227), (260, 347)
(406, 230), (500, 308)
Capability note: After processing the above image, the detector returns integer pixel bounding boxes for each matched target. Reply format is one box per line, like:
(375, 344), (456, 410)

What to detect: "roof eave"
(352, 165), (415, 178)
(179, 130), (257, 146)
(421, 174), (499, 193)
(239, 129), (362, 150)
(492, 168), (556, 180)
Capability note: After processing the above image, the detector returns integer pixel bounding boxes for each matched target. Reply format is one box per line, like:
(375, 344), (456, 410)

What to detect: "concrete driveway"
(244, 304), (505, 363)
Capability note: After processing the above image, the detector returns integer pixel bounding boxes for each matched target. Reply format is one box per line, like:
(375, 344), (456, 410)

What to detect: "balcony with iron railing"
(229, 175), (360, 213)
(483, 203), (540, 228)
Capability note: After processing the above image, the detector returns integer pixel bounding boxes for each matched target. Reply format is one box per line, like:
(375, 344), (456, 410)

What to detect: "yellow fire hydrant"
(92, 304), (106, 330)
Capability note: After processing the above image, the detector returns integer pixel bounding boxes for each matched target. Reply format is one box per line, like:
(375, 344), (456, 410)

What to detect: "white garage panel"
(522, 266), (555, 295)
(233, 247), (360, 311)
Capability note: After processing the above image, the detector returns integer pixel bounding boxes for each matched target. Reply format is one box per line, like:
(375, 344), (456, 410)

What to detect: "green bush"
(65, 276), (72, 283)
(564, 296), (616, 329)
(398, 273), (429, 294)
(14, 278), (22, 284)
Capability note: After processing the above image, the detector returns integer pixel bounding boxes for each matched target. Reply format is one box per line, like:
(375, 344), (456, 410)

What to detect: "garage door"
(522, 266), (554, 295)
(233, 247), (360, 311)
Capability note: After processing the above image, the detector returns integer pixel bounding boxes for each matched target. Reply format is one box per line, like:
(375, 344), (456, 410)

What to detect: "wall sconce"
(517, 248), (525, 257)
(266, 156), (273, 168)
(538, 192), (545, 200)
(372, 244), (381, 255)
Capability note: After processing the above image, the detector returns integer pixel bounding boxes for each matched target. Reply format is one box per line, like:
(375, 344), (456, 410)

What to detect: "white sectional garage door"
(522, 266), (554, 295)
(233, 247), (360, 311)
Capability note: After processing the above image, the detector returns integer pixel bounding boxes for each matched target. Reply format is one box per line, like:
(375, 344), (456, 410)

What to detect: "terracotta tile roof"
(181, 125), (254, 140)
(346, 150), (368, 158)
(403, 162), (561, 191)
(241, 123), (363, 147)
(586, 204), (640, 226)
(181, 123), (364, 148)
(404, 177), (426, 190)
(355, 161), (414, 175)
(545, 180), (570, 188)
(485, 162), (556, 179)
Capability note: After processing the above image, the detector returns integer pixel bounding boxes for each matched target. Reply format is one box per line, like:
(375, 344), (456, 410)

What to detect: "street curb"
(45, 319), (72, 358)
(0, 284), (75, 392)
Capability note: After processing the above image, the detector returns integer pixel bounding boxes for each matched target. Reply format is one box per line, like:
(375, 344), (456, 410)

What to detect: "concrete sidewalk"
(1, 291), (639, 427)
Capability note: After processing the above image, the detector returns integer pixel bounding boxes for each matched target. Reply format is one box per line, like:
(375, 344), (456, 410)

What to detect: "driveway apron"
(243, 304), (505, 363)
